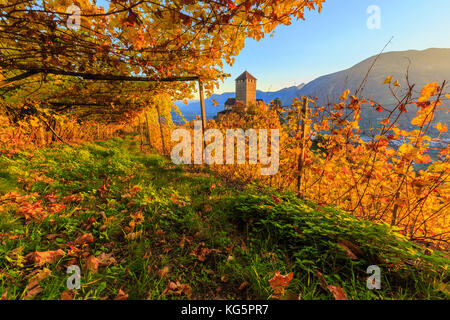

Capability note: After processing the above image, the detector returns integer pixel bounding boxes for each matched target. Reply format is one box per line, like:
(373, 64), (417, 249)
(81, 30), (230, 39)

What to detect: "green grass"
(0, 135), (448, 300)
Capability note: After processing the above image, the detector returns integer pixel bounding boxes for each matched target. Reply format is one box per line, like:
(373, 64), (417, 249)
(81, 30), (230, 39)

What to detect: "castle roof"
(235, 71), (257, 81)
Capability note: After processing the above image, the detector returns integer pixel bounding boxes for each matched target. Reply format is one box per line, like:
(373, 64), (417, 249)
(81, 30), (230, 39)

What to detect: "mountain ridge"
(174, 48), (450, 130)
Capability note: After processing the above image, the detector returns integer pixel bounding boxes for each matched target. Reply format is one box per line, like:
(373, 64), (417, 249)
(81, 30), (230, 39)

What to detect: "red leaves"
(227, 1), (237, 11)
(271, 195), (282, 204)
(268, 271), (293, 299)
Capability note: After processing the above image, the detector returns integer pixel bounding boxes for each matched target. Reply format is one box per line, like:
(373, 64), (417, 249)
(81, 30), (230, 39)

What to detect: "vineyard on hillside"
(0, 0), (448, 301)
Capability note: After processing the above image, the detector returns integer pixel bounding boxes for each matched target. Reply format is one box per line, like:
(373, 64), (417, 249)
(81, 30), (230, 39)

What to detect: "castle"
(218, 71), (267, 115)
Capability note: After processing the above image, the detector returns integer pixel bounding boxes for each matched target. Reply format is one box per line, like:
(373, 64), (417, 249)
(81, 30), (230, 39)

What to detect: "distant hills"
(174, 48), (449, 135)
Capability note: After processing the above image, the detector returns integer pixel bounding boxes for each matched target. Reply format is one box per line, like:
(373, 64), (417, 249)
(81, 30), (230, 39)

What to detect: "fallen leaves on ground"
(190, 243), (218, 262)
(315, 271), (349, 300)
(74, 233), (94, 245)
(162, 280), (192, 298)
(114, 289), (129, 300)
(337, 239), (364, 260)
(126, 230), (143, 240)
(157, 266), (169, 278)
(25, 249), (65, 266)
(24, 268), (51, 299)
(61, 289), (74, 300)
(268, 271), (294, 299)
(85, 255), (99, 273)
(85, 252), (117, 274)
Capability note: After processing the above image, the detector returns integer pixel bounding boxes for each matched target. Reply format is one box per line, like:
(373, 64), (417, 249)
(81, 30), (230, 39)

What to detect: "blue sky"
(218, 0), (450, 93)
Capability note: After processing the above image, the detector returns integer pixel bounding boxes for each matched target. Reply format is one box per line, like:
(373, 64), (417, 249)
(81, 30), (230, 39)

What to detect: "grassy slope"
(0, 135), (448, 300)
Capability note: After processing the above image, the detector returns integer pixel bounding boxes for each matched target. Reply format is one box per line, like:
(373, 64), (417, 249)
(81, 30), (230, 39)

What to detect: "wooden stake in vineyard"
(145, 112), (152, 149)
(139, 116), (143, 151)
(155, 104), (167, 155)
(297, 97), (309, 196)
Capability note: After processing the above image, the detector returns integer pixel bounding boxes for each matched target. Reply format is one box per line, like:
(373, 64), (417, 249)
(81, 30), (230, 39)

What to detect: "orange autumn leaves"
(200, 81), (450, 246)
(418, 82), (441, 103)
(268, 271), (294, 299)
(25, 249), (65, 267)
(0, 190), (81, 222)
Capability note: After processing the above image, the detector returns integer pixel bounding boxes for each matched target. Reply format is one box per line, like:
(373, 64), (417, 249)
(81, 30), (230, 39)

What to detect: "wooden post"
(144, 112), (151, 149)
(198, 80), (207, 149)
(156, 104), (167, 154)
(297, 97), (308, 195)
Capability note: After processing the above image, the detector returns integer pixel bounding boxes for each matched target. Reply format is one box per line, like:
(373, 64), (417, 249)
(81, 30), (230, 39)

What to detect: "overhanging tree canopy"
(0, 0), (324, 122)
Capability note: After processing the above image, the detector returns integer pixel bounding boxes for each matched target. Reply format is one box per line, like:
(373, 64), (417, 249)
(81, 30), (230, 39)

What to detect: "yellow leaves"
(6, 246), (26, 268)
(393, 80), (401, 87)
(383, 76), (392, 84)
(339, 89), (350, 100)
(268, 271), (293, 299)
(392, 128), (409, 137)
(28, 116), (41, 128)
(411, 105), (435, 126)
(398, 144), (415, 156)
(435, 122), (448, 133)
(418, 82), (440, 102)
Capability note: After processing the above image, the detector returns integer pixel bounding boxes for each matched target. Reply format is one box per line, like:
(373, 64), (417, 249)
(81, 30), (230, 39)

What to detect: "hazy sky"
(217, 0), (450, 93)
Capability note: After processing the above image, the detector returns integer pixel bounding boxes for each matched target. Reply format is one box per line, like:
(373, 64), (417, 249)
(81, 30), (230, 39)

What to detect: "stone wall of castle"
(236, 79), (257, 106)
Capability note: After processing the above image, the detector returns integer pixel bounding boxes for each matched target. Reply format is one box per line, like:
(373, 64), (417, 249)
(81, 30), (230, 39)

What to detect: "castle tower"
(235, 71), (257, 107)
